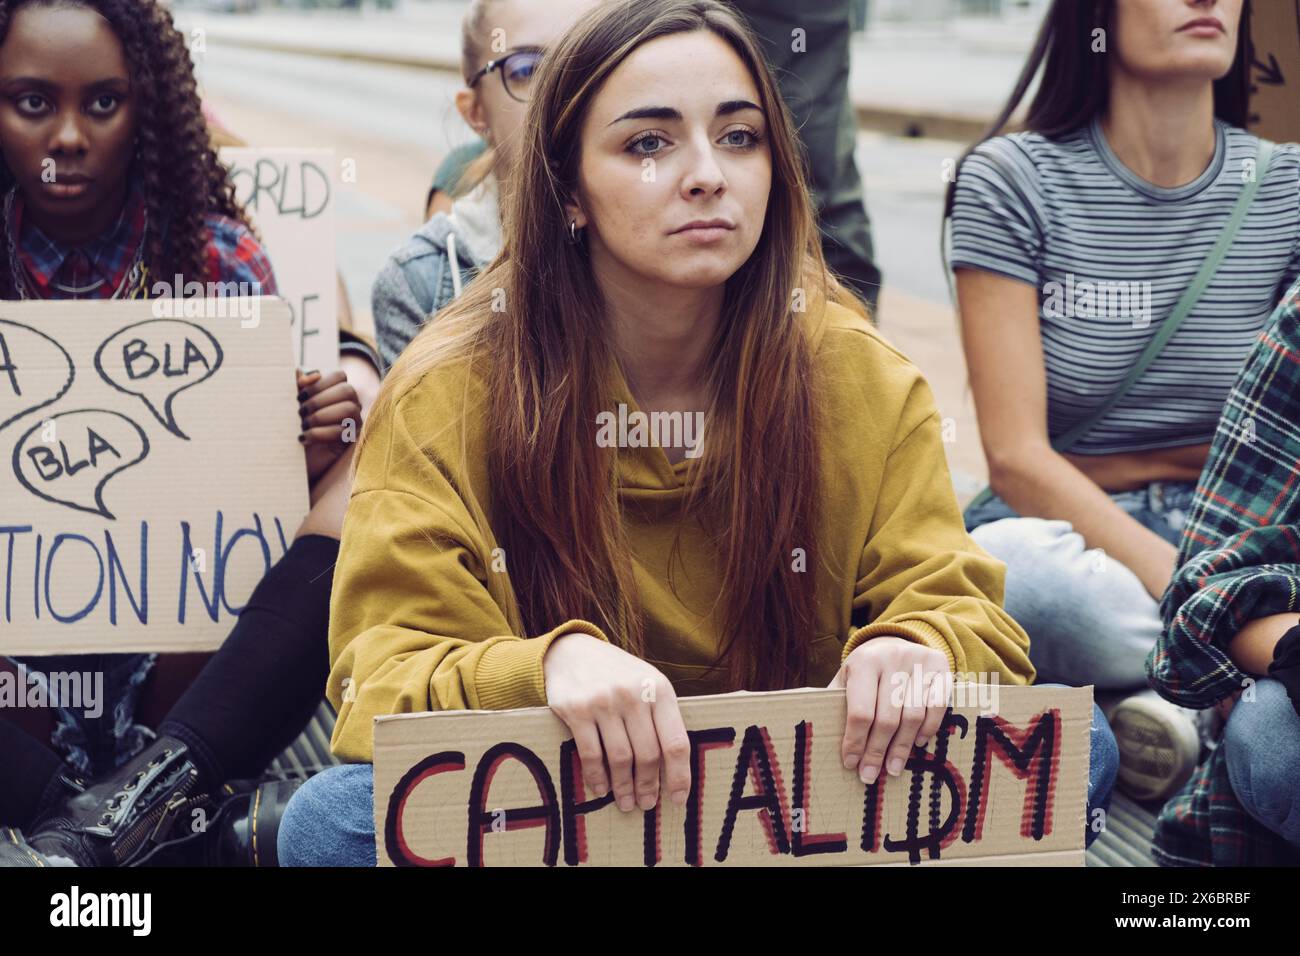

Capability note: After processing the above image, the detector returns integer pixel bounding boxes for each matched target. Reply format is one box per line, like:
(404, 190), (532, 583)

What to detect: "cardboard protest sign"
(0, 298), (308, 654)
(1249, 0), (1300, 143)
(373, 684), (1090, 867)
(221, 148), (339, 374)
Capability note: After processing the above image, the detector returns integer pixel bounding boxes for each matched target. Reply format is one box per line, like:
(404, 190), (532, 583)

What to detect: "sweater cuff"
(474, 619), (611, 711)
(842, 619), (958, 672)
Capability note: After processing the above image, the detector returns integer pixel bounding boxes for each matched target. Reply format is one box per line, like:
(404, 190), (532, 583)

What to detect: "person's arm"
(839, 372), (1036, 682)
(1278, 157), (1300, 302)
(957, 268), (1178, 599)
(327, 394), (609, 761)
(296, 368), (361, 493)
(216, 220), (279, 297)
(1229, 613), (1300, 674)
(1154, 532), (1300, 709)
(327, 391), (692, 808)
(834, 372), (1036, 782)
(1211, 613), (1300, 721)
(1149, 289), (1300, 708)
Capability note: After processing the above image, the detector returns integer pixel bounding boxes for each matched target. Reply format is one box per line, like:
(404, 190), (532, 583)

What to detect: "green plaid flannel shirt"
(1149, 281), (1300, 867)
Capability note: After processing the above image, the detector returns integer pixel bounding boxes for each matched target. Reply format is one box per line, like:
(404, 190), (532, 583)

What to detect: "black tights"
(0, 533), (339, 829)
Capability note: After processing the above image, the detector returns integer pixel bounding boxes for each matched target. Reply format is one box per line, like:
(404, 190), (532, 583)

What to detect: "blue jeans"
(278, 703), (1119, 866)
(3, 652), (157, 776)
(963, 480), (1196, 689)
(1223, 678), (1300, 846)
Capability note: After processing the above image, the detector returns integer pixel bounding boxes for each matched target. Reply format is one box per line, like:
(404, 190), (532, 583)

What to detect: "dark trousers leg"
(157, 534), (339, 788)
(0, 719), (67, 829)
(736, 0), (883, 316)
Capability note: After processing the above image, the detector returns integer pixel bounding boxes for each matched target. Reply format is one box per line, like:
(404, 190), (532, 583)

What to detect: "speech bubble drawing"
(0, 319), (75, 433)
(93, 319), (223, 440)
(13, 409), (150, 520)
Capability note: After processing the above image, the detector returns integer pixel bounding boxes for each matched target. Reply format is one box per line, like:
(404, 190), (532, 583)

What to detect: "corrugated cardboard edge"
(372, 684), (1092, 868)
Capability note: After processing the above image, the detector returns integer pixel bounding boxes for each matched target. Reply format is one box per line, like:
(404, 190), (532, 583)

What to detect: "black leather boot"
(0, 737), (305, 868)
(135, 777), (302, 867)
(1, 735), (203, 867)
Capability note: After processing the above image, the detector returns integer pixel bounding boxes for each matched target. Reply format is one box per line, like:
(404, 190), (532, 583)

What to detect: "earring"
(569, 219), (580, 243)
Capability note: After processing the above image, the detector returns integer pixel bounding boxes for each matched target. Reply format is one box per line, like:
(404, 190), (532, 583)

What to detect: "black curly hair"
(0, 0), (253, 298)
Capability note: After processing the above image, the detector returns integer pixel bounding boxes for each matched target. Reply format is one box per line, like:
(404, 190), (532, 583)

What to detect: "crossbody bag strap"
(1050, 137), (1276, 453)
(963, 138), (1275, 517)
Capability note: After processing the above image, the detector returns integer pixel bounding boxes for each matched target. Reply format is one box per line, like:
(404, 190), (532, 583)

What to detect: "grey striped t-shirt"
(949, 118), (1300, 455)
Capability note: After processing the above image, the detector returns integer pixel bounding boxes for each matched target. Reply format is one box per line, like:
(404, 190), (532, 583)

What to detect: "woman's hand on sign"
(830, 636), (951, 786)
(297, 368), (362, 486)
(542, 632), (692, 813)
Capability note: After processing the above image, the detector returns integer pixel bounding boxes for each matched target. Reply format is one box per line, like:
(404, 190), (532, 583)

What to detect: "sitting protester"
(371, 0), (601, 372)
(1147, 281), (1300, 867)
(277, 0), (1115, 866)
(946, 0), (1300, 802)
(0, 0), (377, 867)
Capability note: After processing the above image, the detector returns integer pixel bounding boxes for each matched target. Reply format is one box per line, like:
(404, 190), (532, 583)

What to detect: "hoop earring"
(569, 219), (581, 243)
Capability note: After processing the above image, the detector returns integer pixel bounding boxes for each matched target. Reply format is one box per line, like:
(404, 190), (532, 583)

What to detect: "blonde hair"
(449, 0), (510, 198)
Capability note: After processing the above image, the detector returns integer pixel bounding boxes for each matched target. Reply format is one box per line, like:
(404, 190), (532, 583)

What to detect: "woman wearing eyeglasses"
(370, 0), (602, 373)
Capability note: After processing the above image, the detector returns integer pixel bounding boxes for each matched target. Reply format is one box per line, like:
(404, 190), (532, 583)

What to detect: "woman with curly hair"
(0, 0), (377, 866)
(0, 0), (265, 298)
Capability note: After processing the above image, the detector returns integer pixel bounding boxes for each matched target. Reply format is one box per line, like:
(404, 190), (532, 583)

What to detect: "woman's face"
(459, 0), (601, 173)
(1111, 0), (1242, 82)
(568, 29), (772, 291)
(0, 4), (136, 242)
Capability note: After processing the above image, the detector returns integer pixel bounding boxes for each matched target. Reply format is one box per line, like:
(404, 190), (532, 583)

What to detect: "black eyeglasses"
(467, 47), (545, 103)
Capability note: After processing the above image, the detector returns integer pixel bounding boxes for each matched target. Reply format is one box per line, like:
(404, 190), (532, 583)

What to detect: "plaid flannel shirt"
(12, 179), (277, 297)
(1148, 282), (1300, 867)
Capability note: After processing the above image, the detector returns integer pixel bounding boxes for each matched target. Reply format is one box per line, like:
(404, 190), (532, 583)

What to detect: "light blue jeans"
(278, 702), (1118, 866)
(1223, 678), (1300, 847)
(963, 480), (1197, 689)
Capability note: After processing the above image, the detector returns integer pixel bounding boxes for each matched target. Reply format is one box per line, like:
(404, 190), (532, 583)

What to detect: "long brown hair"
(366, 0), (868, 691)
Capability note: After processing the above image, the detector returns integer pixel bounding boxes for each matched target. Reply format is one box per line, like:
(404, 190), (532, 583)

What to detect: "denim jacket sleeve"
(371, 234), (475, 374)
(372, 247), (437, 374)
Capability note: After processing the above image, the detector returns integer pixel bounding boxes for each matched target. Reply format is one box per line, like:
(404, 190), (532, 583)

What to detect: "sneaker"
(1107, 689), (1201, 802)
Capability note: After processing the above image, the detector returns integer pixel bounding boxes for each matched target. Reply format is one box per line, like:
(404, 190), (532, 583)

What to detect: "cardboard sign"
(0, 298), (308, 654)
(373, 684), (1090, 867)
(221, 148), (339, 374)
(1249, 0), (1300, 143)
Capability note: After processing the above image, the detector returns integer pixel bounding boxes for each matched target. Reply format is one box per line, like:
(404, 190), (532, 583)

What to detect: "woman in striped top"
(945, 0), (1300, 805)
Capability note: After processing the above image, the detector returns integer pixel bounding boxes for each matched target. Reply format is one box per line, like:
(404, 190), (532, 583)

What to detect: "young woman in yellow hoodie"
(278, 0), (1114, 866)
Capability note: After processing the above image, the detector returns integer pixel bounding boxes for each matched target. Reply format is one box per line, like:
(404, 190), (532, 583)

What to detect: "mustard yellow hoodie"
(326, 300), (1034, 762)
